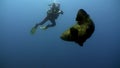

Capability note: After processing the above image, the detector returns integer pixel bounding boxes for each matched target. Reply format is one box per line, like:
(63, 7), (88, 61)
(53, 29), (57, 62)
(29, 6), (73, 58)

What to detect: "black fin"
(70, 27), (78, 39)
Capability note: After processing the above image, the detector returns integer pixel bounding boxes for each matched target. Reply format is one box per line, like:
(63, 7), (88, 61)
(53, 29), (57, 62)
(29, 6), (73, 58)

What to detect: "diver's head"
(52, 2), (60, 9)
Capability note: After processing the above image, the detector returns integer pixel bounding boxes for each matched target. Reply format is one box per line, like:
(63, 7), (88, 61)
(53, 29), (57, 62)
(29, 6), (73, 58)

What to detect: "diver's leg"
(31, 16), (49, 34)
(46, 20), (56, 29)
(34, 17), (49, 28)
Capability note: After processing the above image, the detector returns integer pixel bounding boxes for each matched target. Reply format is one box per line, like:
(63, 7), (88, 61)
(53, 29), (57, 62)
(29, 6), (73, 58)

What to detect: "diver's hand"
(59, 10), (64, 15)
(61, 10), (64, 14)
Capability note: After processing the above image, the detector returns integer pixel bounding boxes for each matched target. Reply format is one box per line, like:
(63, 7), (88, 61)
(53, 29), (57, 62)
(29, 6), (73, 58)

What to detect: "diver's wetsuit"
(34, 3), (63, 29)
(35, 11), (58, 28)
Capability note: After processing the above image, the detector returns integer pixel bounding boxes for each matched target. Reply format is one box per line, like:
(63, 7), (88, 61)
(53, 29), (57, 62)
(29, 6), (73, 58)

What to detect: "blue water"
(0, 0), (120, 68)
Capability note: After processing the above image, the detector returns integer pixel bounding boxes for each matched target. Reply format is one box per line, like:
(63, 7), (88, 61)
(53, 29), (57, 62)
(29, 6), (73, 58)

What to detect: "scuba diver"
(31, 2), (63, 34)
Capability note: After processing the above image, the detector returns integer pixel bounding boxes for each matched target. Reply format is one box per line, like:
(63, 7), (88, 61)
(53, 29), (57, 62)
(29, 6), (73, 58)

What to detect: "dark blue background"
(0, 0), (120, 68)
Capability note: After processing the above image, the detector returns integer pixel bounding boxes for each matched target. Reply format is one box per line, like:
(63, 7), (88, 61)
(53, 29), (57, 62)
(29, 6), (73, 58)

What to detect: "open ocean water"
(0, 0), (120, 68)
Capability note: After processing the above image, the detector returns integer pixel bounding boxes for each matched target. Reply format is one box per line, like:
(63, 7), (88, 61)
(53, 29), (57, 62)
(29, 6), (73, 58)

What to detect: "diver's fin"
(30, 27), (37, 34)
(40, 26), (47, 30)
